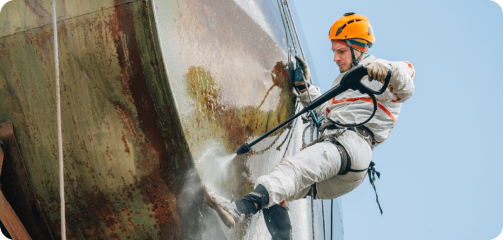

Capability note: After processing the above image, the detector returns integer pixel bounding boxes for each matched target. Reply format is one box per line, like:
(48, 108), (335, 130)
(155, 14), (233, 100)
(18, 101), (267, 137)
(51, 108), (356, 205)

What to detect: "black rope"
(330, 199), (333, 240)
(367, 161), (383, 215)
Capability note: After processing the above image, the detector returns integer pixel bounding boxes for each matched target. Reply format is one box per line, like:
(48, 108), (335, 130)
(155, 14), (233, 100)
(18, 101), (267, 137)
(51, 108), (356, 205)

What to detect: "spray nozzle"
(236, 143), (251, 155)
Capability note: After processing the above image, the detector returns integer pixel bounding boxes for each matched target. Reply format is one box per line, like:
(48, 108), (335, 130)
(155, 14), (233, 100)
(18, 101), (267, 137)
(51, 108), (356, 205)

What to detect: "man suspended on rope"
(204, 12), (415, 239)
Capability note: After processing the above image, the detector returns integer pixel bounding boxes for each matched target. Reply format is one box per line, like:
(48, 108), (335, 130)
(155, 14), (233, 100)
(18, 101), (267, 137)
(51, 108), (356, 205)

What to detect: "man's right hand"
(366, 61), (391, 84)
(294, 55), (311, 92)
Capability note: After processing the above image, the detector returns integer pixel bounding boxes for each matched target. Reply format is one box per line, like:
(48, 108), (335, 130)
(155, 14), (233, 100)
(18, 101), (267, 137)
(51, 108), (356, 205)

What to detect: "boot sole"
(203, 184), (236, 228)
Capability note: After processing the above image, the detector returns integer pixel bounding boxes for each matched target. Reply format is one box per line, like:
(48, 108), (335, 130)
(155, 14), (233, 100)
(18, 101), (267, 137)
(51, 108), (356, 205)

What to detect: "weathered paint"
(0, 0), (306, 239)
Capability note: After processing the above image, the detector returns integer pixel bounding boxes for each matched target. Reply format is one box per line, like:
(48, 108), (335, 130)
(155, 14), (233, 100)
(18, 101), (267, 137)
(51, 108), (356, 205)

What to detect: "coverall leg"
(256, 130), (372, 209)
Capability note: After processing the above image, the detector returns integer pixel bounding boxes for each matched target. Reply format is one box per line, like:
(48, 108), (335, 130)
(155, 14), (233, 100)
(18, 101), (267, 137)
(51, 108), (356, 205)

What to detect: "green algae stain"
(183, 63), (296, 201)
(185, 66), (219, 117)
(183, 63), (295, 156)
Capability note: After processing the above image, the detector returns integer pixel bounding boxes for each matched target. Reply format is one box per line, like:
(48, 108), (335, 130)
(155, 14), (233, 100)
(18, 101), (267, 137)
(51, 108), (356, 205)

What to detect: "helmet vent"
(336, 24), (345, 36)
(336, 19), (362, 36)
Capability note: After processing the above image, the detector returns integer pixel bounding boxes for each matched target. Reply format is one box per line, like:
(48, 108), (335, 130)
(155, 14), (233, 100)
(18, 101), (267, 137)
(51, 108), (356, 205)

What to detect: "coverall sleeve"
(377, 59), (415, 103)
(297, 85), (326, 117)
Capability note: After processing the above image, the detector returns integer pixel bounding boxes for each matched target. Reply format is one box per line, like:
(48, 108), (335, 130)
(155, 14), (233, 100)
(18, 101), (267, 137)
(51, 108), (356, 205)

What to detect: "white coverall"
(256, 55), (415, 209)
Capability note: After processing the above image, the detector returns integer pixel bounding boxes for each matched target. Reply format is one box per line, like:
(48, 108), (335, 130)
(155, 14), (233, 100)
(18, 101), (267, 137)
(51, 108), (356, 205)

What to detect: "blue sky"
(289, 0), (503, 239)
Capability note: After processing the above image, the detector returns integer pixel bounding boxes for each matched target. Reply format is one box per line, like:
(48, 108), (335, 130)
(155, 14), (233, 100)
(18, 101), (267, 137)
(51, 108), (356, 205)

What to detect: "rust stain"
(110, 1), (189, 238)
(122, 134), (130, 154)
(64, 187), (119, 239)
(114, 104), (138, 142)
(139, 171), (182, 237)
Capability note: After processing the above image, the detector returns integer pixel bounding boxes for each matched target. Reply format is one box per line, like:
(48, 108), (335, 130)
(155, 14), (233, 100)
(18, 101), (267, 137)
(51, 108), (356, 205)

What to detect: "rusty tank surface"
(0, 0), (343, 239)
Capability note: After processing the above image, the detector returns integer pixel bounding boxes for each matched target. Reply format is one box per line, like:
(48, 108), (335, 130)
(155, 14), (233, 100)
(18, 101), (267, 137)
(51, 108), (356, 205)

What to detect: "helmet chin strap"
(346, 39), (369, 68)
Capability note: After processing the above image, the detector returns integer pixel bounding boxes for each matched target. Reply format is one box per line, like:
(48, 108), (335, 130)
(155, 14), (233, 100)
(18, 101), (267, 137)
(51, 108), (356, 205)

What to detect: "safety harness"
(302, 122), (383, 215)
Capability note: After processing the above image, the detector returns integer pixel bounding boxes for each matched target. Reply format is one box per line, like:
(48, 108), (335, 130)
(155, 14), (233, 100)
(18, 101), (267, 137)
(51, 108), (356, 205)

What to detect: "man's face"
(331, 40), (362, 72)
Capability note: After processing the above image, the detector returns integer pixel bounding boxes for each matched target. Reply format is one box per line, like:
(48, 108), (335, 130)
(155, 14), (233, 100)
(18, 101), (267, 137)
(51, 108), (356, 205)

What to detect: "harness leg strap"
(335, 143), (350, 175)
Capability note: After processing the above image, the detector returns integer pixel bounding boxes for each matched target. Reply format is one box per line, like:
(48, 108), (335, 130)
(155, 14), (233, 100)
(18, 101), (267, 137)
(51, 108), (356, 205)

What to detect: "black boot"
(263, 205), (292, 240)
(235, 184), (269, 215)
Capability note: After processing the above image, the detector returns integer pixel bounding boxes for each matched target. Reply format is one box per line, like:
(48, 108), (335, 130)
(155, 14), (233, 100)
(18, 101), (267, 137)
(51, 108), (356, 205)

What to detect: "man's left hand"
(367, 61), (391, 84)
(294, 55), (310, 92)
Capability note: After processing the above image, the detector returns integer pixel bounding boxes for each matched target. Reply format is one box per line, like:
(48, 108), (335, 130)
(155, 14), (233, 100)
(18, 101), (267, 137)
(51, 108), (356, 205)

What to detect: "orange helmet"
(329, 12), (375, 45)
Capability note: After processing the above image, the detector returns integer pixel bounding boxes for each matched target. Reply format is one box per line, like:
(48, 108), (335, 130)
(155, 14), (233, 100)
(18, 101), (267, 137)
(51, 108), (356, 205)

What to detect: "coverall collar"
(358, 55), (376, 66)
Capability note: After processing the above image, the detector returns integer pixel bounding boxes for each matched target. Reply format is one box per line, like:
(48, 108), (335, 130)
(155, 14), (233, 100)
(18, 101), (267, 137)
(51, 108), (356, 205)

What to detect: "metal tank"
(0, 0), (343, 239)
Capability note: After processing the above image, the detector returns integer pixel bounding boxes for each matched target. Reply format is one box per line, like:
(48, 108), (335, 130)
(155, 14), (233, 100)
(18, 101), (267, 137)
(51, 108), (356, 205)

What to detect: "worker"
(204, 12), (415, 239)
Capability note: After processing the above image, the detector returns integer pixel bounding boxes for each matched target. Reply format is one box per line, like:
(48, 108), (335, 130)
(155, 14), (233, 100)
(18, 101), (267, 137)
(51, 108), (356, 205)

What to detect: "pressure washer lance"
(236, 65), (391, 155)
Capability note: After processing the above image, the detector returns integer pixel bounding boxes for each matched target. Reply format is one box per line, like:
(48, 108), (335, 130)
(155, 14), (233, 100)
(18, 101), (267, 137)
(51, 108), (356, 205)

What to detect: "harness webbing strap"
(326, 127), (383, 215)
(335, 144), (349, 175)
(303, 115), (384, 234)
